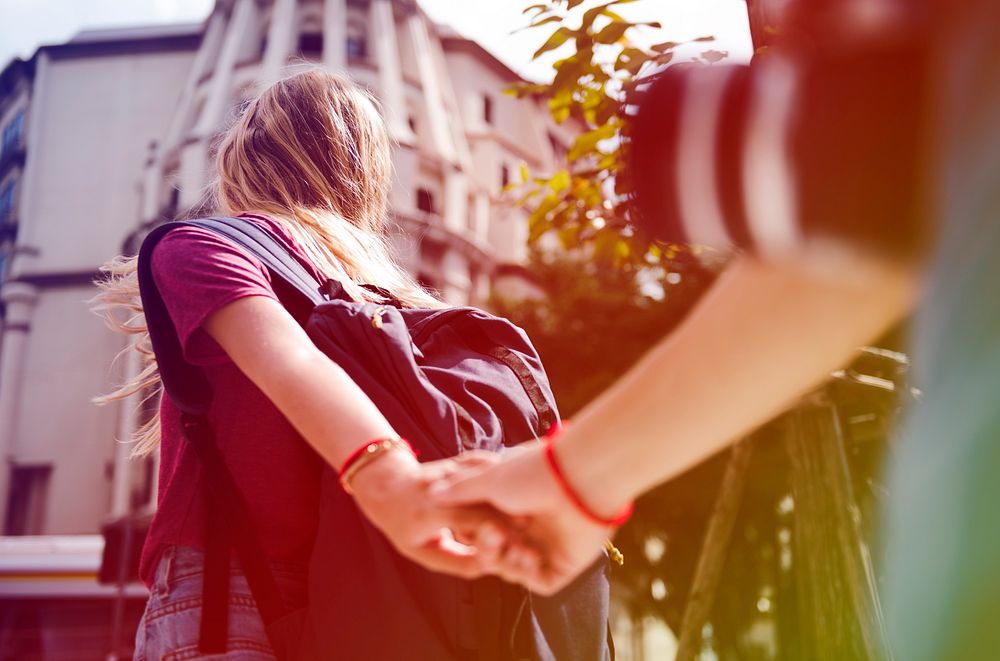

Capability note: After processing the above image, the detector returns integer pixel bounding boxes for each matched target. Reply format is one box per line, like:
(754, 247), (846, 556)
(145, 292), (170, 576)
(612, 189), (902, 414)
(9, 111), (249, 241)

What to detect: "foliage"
(497, 255), (904, 659)
(503, 4), (907, 657)
(508, 0), (723, 265)
(493, 250), (716, 417)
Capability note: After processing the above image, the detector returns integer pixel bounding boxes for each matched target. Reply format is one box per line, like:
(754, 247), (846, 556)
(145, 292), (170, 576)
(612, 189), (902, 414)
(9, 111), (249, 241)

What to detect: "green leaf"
(651, 41), (679, 52)
(532, 27), (575, 60)
(581, 1), (624, 31)
(550, 169), (572, 192)
(567, 123), (617, 161)
(615, 46), (652, 76)
(522, 3), (550, 15)
(596, 21), (630, 45)
(551, 56), (585, 90)
(527, 15), (563, 29)
(655, 51), (674, 66)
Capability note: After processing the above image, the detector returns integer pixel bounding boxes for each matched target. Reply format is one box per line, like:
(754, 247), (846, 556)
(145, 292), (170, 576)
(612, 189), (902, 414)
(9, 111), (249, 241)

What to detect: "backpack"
(137, 217), (612, 661)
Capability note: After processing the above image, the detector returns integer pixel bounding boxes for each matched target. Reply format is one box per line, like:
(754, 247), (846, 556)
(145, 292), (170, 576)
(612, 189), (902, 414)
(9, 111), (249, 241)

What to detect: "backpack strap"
(137, 216), (330, 414)
(187, 217), (327, 307)
(137, 217), (327, 657)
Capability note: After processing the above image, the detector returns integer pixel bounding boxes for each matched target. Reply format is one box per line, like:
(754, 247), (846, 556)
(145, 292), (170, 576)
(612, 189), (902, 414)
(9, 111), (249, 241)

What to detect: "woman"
(95, 70), (488, 659)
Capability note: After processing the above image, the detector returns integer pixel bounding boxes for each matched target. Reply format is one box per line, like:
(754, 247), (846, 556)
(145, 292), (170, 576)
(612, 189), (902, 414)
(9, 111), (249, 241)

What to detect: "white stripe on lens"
(742, 57), (802, 257)
(676, 67), (736, 250)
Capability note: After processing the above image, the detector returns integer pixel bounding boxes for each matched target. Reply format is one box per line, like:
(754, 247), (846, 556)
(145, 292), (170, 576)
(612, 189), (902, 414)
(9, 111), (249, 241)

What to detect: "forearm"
(250, 345), (400, 469)
(560, 252), (918, 514)
(203, 296), (400, 471)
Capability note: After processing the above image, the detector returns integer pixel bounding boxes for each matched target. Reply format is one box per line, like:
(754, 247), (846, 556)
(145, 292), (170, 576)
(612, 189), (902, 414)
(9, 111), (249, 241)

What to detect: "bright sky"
(0, 0), (753, 81)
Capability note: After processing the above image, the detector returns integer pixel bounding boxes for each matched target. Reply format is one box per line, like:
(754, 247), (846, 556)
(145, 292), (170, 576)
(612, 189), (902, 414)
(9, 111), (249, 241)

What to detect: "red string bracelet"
(542, 422), (634, 528)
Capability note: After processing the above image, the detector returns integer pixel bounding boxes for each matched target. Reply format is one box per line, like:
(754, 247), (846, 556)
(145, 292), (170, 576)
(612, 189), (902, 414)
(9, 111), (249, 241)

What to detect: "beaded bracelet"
(339, 437), (415, 494)
(542, 422), (634, 528)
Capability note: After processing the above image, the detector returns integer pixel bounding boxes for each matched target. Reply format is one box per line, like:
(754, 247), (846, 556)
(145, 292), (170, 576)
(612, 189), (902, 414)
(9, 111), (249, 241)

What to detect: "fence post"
(783, 397), (891, 660)
(675, 436), (755, 661)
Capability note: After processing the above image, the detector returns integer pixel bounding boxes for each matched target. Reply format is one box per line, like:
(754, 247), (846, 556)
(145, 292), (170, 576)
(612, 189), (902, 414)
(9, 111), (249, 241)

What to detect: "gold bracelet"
(339, 437), (414, 494)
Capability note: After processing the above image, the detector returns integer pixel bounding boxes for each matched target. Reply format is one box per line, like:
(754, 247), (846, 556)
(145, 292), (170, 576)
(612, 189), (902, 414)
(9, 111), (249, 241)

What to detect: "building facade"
(0, 0), (573, 545)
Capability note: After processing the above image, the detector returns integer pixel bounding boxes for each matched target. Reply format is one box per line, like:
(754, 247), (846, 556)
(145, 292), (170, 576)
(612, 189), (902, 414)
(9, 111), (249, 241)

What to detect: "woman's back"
(140, 214), (326, 585)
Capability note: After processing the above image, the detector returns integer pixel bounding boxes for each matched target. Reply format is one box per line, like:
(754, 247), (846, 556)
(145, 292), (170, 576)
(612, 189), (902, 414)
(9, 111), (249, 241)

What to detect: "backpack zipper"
(371, 305), (388, 330)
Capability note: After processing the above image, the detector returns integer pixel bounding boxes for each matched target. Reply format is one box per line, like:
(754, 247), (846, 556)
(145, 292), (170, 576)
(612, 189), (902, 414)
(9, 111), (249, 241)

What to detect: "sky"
(0, 0), (753, 81)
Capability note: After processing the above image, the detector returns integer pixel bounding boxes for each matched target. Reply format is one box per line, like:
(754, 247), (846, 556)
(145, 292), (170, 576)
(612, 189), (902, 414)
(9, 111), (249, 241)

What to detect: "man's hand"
(430, 445), (612, 595)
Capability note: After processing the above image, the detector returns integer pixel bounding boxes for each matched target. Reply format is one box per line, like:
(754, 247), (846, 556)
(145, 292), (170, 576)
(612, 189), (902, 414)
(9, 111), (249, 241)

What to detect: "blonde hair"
(95, 69), (444, 456)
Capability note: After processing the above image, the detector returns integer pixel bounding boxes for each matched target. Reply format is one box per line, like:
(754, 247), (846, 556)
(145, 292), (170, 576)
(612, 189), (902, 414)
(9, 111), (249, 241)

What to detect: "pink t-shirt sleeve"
(150, 226), (279, 366)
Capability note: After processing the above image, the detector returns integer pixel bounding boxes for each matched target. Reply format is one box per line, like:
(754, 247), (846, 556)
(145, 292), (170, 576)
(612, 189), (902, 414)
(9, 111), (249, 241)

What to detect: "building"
(0, 1), (573, 654)
(0, 0), (571, 540)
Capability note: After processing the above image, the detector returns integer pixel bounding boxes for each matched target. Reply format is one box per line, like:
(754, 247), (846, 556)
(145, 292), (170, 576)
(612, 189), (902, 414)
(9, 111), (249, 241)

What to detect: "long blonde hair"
(95, 69), (443, 456)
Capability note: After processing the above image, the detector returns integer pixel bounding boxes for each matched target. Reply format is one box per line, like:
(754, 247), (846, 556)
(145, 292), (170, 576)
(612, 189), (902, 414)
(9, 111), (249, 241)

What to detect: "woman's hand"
(431, 445), (613, 595)
(349, 448), (506, 578)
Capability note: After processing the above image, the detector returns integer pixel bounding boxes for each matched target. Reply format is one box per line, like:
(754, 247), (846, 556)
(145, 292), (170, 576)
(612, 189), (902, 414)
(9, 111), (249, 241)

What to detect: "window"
(0, 180), (14, 222)
(298, 32), (324, 58)
(416, 187), (435, 214)
(346, 28), (367, 60)
(165, 187), (180, 219)
(4, 465), (52, 536)
(0, 244), (9, 283)
(1, 111), (24, 157)
(483, 95), (494, 125)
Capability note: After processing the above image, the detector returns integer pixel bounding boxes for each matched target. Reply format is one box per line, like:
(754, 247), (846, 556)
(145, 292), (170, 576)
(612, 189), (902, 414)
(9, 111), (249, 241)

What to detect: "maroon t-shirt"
(138, 214), (327, 586)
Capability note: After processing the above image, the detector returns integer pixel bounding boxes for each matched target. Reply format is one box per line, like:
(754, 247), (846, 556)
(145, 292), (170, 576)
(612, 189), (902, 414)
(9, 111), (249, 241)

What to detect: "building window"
(483, 95), (494, 125)
(416, 187), (436, 214)
(3, 465), (52, 536)
(1, 111), (24, 158)
(500, 164), (510, 189)
(298, 32), (324, 58)
(0, 241), (10, 283)
(346, 23), (367, 60)
(0, 180), (14, 222)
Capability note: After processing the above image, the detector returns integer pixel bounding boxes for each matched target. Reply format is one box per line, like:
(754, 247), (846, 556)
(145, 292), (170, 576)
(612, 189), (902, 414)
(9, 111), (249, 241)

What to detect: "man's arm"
(435, 250), (917, 593)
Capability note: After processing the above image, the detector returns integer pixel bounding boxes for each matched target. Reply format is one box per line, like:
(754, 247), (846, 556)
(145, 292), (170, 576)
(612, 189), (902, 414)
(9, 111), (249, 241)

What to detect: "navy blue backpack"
(137, 217), (612, 660)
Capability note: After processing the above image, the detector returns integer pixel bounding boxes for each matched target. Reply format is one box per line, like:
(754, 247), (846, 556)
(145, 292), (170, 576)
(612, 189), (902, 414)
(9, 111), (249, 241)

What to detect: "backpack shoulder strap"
(137, 221), (210, 414)
(190, 216), (326, 307)
(137, 216), (329, 412)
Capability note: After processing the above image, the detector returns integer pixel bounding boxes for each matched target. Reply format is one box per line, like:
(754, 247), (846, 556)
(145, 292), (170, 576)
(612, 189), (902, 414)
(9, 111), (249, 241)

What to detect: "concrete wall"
(13, 50), (195, 278)
(11, 285), (122, 533)
(4, 47), (194, 534)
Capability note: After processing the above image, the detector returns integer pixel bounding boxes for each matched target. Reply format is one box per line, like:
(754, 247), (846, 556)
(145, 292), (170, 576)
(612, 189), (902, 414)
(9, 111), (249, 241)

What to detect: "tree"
(508, 0), (721, 266)
(503, 2), (903, 658)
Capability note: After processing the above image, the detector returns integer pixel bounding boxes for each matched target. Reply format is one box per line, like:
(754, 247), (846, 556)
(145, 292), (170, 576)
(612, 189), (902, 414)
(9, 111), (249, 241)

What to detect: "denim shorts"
(133, 546), (308, 660)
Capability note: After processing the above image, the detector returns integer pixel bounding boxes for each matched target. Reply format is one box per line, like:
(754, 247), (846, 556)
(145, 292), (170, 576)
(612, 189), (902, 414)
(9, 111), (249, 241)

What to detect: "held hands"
(428, 444), (619, 596)
(345, 440), (626, 595)
(348, 448), (506, 579)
